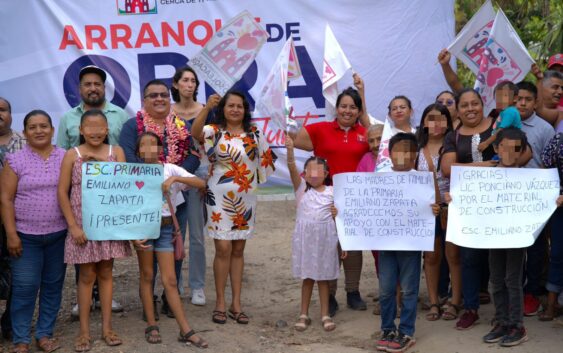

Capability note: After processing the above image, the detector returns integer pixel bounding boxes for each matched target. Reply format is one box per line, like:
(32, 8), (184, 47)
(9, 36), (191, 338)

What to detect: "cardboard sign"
(334, 172), (435, 251)
(190, 10), (268, 96)
(81, 162), (164, 240)
(447, 166), (559, 248)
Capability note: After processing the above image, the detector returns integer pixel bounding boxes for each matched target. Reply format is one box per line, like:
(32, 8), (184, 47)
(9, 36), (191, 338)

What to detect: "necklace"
(136, 109), (190, 165)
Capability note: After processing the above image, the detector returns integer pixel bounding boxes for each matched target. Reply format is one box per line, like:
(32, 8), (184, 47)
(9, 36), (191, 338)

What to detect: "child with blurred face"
(389, 133), (418, 172)
(479, 82), (522, 152)
(376, 132), (440, 352)
(285, 134), (345, 333)
(134, 132), (208, 348)
(475, 127), (529, 347)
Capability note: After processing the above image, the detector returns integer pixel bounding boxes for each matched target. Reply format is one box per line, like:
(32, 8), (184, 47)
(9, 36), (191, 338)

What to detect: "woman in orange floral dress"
(191, 91), (276, 326)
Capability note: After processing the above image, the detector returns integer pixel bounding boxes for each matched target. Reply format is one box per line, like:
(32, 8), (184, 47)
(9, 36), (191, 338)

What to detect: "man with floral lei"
(119, 79), (200, 317)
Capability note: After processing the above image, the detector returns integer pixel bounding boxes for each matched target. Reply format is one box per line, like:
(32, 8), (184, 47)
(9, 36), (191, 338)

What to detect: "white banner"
(0, 0), (454, 186)
(334, 172), (436, 251)
(473, 9), (534, 115)
(447, 167), (560, 249)
(447, 0), (495, 74)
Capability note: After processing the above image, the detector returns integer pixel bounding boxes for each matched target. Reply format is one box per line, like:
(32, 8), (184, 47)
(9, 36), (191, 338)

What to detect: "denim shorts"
(144, 223), (174, 252)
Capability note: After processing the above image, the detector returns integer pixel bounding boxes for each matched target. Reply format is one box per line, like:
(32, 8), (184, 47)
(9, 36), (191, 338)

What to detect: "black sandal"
(144, 326), (161, 344)
(212, 310), (227, 324)
(228, 309), (249, 324)
(178, 330), (208, 349)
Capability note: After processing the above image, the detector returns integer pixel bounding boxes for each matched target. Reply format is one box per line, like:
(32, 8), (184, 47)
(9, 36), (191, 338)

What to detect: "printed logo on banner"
(461, 20), (494, 66)
(116, 0), (157, 15)
(322, 60), (337, 84)
(475, 38), (523, 107)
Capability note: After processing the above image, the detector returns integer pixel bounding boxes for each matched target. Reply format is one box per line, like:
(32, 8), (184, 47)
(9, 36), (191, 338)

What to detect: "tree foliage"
(454, 0), (563, 87)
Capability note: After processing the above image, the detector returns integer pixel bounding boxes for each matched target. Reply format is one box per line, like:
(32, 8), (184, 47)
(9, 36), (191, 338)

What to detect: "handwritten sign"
(333, 172), (435, 251)
(81, 162), (164, 241)
(190, 10), (268, 96)
(447, 167), (559, 248)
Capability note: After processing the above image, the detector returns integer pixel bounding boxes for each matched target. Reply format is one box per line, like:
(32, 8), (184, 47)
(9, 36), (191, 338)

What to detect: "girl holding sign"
(415, 103), (460, 322)
(285, 135), (345, 332)
(133, 131), (208, 348)
(58, 110), (131, 352)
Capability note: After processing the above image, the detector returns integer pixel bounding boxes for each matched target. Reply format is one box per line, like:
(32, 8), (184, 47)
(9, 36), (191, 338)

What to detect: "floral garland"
(136, 109), (190, 165)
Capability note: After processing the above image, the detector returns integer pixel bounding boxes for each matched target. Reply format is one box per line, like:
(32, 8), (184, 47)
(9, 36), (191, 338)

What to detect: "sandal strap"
(180, 329), (195, 340)
(145, 325), (160, 334)
(298, 314), (310, 320)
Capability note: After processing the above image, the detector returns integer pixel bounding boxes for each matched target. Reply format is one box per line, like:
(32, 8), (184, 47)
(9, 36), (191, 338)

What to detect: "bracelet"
(287, 159), (296, 164)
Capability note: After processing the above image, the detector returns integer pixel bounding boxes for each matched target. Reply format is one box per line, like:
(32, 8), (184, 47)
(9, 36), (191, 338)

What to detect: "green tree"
(454, 0), (563, 87)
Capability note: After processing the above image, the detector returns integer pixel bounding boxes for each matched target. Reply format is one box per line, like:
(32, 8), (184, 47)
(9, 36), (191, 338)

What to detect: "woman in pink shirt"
(0, 110), (67, 353)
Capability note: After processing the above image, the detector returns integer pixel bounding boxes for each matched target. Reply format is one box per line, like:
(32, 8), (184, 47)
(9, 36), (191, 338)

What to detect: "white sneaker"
(111, 299), (124, 312)
(71, 304), (79, 318)
(191, 288), (206, 306)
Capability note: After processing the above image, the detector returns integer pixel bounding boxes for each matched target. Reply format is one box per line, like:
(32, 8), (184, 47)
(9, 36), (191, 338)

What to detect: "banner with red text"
(0, 0), (454, 186)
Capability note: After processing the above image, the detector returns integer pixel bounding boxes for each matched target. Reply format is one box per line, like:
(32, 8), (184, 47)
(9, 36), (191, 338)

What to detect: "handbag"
(165, 194), (186, 261)
(422, 147), (448, 231)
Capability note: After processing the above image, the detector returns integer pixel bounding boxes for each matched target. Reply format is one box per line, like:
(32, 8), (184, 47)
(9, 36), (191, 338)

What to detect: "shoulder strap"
(422, 147), (441, 204)
(165, 193), (181, 234)
(73, 147), (82, 158)
(108, 145), (113, 157)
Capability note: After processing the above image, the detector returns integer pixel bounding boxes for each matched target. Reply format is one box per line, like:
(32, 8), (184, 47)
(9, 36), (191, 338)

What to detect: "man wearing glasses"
(57, 65), (128, 317)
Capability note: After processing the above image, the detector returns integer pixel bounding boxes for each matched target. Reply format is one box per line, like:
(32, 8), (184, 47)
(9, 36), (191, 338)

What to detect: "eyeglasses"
(144, 92), (170, 99)
(437, 99), (455, 106)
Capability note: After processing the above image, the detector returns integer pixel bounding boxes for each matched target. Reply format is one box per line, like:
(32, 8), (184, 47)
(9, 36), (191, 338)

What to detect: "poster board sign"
(190, 10), (268, 96)
(447, 166), (559, 248)
(81, 162), (164, 241)
(334, 172), (435, 251)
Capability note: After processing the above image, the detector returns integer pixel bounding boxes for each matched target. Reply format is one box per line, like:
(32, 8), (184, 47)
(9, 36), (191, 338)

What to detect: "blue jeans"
(460, 247), (489, 310)
(379, 251), (421, 336)
(153, 201), (188, 295)
(10, 230), (67, 344)
(185, 165), (207, 290)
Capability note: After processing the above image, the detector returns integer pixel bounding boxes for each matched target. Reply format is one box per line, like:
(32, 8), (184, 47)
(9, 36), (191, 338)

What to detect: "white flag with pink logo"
(190, 10), (269, 96)
(255, 38), (301, 132)
(322, 24), (352, 120)
(447, 0), (495, 74)
(474, 9), (534, 115)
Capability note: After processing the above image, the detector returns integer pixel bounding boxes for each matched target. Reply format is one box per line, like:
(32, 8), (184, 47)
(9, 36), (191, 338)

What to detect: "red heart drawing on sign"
(237, 33), (258, 50)
(135, 181), (144, 190)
